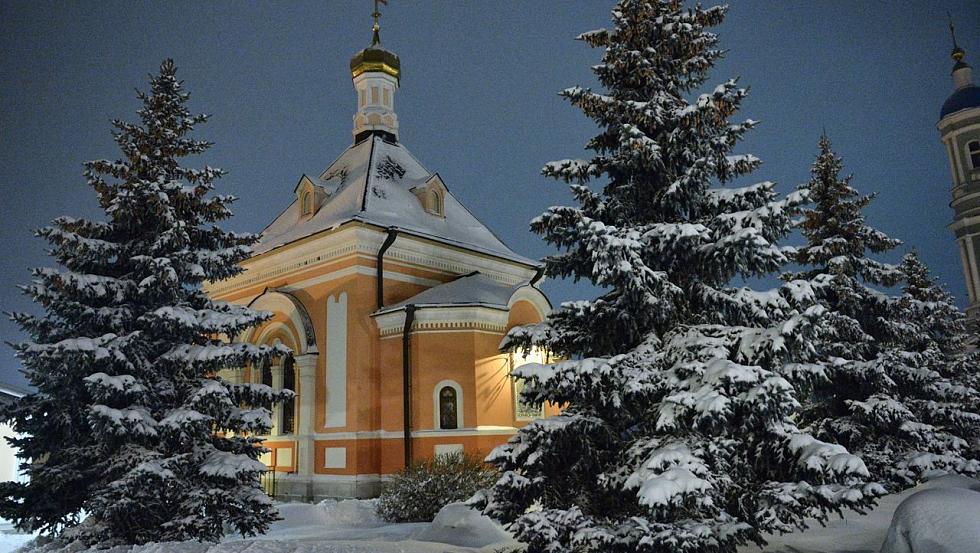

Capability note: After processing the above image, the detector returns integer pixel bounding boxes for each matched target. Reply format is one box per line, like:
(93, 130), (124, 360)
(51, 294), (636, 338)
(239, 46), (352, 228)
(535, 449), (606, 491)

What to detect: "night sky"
(1, 1), (978, 389)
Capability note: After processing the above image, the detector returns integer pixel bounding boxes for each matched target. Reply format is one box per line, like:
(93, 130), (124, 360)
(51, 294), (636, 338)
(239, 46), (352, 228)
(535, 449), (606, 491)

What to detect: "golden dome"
(350, 25), (400, 83)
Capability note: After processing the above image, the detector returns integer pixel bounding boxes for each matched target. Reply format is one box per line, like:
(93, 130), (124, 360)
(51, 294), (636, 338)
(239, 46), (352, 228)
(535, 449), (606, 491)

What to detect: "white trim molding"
(206, 224), (538, 298)
(374, 305), (510, 338)
(307, 426), (519, 441)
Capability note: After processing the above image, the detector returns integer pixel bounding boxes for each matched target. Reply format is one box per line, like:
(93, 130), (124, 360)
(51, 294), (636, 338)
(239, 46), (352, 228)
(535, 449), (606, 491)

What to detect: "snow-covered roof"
(0, 381), (27, 401)
(377, 272), (536, 314)
(255, 135), (537, 266)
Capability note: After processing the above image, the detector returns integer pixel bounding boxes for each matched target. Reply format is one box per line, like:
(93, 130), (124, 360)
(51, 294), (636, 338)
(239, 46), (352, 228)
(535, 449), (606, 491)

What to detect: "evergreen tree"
(476, 3), (878, 552)
(888, 251), (980, 481)
(0, 59), (290, 545)
(789, 137), (978, 488)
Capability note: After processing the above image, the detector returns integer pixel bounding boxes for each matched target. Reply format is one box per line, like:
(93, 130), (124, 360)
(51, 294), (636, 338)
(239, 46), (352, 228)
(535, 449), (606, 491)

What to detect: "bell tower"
(349, 0), (401, 143)
(938, 18), (980, 317)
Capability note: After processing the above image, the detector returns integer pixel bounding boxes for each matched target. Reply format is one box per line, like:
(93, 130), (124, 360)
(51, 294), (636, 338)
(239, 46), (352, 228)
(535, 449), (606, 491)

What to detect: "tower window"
(359, 88), (366, 108)
(383, 88), (391, 107)
(371, 86), (379, 104)
(438, 386), (458, 430)
(968, 140), (980, 170)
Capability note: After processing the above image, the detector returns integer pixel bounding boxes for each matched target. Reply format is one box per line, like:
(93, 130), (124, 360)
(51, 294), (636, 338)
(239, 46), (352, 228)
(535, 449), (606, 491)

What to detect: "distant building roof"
(0, 382), (27, 403)
(0, 363), (30, 397)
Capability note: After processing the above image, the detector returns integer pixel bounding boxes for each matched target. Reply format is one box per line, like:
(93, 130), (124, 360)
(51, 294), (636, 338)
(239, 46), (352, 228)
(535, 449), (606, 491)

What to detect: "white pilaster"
(965, 235), (980, 307)
(270, 364), (284, 436)
(326, 293), (348, 428)
(959, 238), (976, 303)
(295, 354), (318, 481)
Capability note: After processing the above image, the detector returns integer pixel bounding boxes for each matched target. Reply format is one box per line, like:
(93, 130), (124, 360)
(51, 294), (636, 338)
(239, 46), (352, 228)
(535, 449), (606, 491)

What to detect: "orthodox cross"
(372, 0), (387, 29)
(948, 11), (965, 61)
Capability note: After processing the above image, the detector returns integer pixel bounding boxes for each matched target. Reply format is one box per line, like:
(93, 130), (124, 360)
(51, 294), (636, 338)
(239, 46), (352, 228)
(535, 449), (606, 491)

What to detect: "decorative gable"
(411, 173), (447, 217)
(293, 175), (328, 218)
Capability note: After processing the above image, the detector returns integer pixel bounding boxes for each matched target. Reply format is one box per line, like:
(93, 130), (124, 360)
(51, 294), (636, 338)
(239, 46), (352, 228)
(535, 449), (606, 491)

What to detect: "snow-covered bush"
(377, 452), (497, 523)
(414, 502), (513, 548)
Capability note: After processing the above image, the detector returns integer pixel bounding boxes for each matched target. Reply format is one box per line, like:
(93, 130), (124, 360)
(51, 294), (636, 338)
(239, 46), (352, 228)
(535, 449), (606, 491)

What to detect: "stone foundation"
(271, 474), (383, 503)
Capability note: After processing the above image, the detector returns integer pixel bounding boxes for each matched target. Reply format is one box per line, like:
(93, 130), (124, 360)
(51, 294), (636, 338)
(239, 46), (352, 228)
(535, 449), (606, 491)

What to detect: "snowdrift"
(880, 486), (980, 553)
(741, 474), (980, 553)
(12, 476), (979, 553)
(14, 500), (515, 553)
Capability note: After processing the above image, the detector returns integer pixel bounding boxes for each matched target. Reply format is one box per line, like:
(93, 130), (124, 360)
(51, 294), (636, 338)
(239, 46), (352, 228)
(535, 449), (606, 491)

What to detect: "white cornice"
(948, 213), (980, 232)
(374, 305), (511, 337)
(206, 223), (537, 298)
(938, 108), (980, 131)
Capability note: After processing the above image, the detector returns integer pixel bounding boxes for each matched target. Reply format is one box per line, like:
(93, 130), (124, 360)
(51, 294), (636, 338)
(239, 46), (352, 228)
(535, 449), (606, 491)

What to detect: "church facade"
(938, 31), (980, 318)
(206, 25), (553, 500)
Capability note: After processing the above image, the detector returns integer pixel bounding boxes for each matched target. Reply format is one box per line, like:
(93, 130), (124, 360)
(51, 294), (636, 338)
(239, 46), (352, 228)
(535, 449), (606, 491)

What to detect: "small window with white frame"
(438, 386), (458, 429)
(433, 380), (463, 430)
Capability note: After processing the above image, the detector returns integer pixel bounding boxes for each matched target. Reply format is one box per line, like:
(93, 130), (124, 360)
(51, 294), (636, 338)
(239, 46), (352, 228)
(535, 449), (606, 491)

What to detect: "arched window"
(260, 358), (272, 388)
(969, 140), (980, 170)
(438, 386), (458, 430)
(281, 357), (296, 434)
(301, 192), (313, 216)
(428, 190), (443, 215)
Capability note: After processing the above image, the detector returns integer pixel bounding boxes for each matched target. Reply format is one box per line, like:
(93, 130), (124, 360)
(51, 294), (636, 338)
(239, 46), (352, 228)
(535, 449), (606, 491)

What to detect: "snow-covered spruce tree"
(788, 136), (977, 488)
(475, 3), (879, 552)
(896, 251), (979, 388)
(888, 251), (980, 479)
(0, 59), (290, 545)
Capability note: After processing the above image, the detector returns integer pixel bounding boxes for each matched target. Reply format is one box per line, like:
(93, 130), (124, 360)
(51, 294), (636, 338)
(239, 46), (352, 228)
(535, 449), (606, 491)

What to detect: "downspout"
(530, 266), (545, 287)
(377, 227), (399, 310)
(402, 304), (417, 469)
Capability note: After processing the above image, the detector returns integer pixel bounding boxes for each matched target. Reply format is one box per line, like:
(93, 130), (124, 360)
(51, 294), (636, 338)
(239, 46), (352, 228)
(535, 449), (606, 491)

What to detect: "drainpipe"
(402, 304), (417, 469)
(377, 227), (399, 310)
(530, 266), (545, 287)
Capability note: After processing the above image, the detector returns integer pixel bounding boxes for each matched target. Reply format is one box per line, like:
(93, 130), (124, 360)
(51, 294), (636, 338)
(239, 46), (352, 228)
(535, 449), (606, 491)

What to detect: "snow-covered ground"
(2, 531), (36, 553)
(11, 499), (518, 553)
(9, 476), (980, 553)
(741, 474), (980, 553)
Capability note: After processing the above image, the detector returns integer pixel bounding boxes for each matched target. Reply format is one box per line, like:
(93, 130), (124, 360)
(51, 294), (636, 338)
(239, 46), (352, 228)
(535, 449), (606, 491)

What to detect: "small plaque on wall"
(324, 447), (347, 469)
(434, 443), (463, 457)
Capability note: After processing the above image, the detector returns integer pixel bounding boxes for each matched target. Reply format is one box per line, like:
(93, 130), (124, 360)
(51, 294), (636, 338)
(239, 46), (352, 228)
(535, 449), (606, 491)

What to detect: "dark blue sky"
(1, 1), (978, 388)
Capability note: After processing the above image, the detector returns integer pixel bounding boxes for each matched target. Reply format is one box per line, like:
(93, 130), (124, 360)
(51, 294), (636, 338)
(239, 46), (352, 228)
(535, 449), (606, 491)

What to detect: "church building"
(206, 19), (553, 500)
(938, 25), (980, 318)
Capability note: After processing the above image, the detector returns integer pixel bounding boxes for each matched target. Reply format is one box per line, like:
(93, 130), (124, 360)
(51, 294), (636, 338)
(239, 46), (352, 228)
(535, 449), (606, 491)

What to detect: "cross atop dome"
(949, 13), (969, 73)
(371, 0), (385, 43)
(350, 0), (401, 143)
